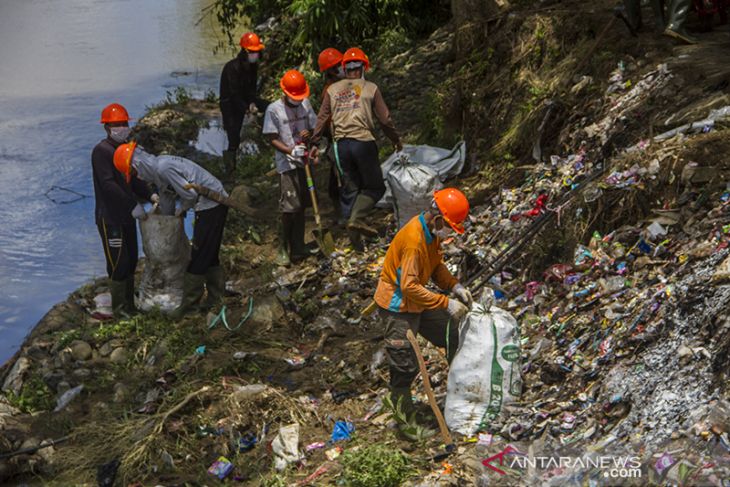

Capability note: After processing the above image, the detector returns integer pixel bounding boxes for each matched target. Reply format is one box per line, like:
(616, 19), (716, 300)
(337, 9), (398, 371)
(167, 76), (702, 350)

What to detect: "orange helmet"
(240, 32), (265, 51)
(100, 103), (130, 124)
(279, 69), (310, 100)
(318, 48), (343, 72)
(434, 188), (470, 234)
(113, 141), (137, 183)
(342, 47), (370, 71)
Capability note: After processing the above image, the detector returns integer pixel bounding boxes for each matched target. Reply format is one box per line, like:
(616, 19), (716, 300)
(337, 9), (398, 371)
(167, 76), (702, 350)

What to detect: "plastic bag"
(444, 297), (522, 435)
(137, 214), (190, 312)
(387, 156), (442, 228)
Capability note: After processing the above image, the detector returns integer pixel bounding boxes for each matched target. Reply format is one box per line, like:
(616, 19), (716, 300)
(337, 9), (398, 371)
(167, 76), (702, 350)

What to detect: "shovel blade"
(313, 228), (335, 256)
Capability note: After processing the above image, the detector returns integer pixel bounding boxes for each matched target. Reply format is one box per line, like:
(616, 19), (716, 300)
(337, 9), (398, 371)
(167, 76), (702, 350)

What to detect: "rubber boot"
(623, 0), (643, 32)
(170, 272), (206, 319)
(664, 0), (698, 43)
(275, 215), (292, 267)
(222, 150), (237, 176)
(109, 280), (129, 317)
(347, 194), (379, 237)
(205, 266), (225, 309)
(124, 276), (137, 314)
(390, 386), (436, 441)
(390, 386), (416, 417)
(290, 211), (307, 263)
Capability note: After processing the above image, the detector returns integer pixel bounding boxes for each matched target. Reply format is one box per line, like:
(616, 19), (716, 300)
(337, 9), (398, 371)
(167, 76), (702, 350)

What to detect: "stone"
(113, 383), (129, 403)
(56, 381), (71, 395)
(109, 348), (128, 365)
(2, 357), (30, 395)
(98, 339), (123, 357)
(72, 368), (91, 379)
(248, 295), (285, 333)
(69, 340), (92, 361)
(42, 371), (66, 392)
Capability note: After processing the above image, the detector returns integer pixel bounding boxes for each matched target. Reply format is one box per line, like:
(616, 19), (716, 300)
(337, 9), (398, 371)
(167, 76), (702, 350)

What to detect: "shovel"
(183, 183), (260, 217)
(303, 151), (336, 256)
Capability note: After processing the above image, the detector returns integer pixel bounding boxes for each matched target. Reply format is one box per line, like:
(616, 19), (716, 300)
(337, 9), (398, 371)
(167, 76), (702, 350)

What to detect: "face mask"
(109, 126), (131, 143)
(247, 52), (259, 63)
(435, 227), (453, 240)
(286, 97), (302, 107)
(335, 66), (345, 79)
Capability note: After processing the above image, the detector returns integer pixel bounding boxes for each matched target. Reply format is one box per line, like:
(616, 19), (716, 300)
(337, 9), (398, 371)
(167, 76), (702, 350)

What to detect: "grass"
(7, 373), (55, 413)
(340, 443), (415, 487)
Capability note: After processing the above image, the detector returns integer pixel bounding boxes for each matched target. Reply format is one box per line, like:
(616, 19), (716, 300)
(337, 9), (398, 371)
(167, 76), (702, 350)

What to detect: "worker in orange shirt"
(373, 188), (473, 428)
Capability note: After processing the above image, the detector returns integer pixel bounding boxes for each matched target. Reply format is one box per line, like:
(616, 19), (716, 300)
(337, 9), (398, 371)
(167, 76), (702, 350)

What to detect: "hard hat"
(434, 188), (470, 234)
(279, 69), (310, 101)
(100, 103), (130, 124)
(318, 48), (343, 72)
(341, 47), (370, 71)
(240, 32), (265, 51)
(113, 141), (137, 183)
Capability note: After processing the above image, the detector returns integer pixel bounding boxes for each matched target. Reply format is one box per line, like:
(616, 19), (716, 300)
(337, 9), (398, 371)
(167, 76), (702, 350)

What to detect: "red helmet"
(318, 48), (343, 73)
(100, 103), (130, 124)
(240, 32), (265, 51)
(280, 69), (310, 100)
(434, 188), (469, 234)
(113, 142), (137, 183)
(342, 47), (370, 71)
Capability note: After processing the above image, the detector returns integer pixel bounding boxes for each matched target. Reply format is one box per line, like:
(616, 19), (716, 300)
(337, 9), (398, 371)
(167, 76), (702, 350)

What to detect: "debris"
(54, 385), (84, 412)
(272, 423), (303, 471)
(330, 421), (355, 442)
(207, 456), (233, 480)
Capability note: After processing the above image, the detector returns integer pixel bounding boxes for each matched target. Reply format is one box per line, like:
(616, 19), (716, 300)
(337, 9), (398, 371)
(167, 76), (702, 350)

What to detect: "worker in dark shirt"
(219, 32), (269, 174)
(92, 103), (157, 316)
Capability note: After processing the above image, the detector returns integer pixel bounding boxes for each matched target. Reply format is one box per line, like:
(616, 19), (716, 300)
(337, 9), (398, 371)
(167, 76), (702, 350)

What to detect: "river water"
(0, 0), (233, 362)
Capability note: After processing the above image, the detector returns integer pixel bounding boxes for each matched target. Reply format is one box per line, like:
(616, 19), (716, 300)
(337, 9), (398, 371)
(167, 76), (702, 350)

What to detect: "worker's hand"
(150, 193), (160, 204)
(452, 283), (473, 308)
(446, 298), (469, 322)
(174, 207), (187, 218)
(309, 146), (319, 160)
(249, 102), (258, 114)
(299, 129), (311, 141)
(132, 204), (148, 221)
(290, 144), (307, 158)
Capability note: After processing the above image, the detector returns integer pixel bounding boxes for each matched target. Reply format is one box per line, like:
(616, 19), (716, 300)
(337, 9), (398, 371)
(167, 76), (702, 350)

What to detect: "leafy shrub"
(341, 443), (415, 487)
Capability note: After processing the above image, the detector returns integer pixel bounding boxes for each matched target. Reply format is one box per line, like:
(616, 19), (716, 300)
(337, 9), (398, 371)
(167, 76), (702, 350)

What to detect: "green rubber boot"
(205, 266), (225, 309)
(124, 276), (137, 314)
(109, 279), (129, 317)
(664, 0), (697, 43)
(275, 217), (292, 267)
(222, 150), (237, 175)
(170, 272), (206, 320)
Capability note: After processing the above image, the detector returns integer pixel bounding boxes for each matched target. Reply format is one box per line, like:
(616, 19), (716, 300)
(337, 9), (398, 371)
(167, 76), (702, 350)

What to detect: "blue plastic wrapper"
(236, 432), (257, 452)
(331, 421), (355, 442)
(208, 456), (233, 479)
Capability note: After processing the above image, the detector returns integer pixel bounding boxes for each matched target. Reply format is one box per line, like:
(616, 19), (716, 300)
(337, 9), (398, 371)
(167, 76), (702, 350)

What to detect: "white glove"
(446, 298), (469, 322)
(150, 193), (160, 204)
(453, 283), (473, 308)
(132, 204), (147, 221)
(249, 102), (258, 114)
(290, 144), (307, 158)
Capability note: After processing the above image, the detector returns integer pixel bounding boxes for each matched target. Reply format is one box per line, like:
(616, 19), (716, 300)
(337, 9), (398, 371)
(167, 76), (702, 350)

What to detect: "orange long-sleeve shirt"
(374, 213), (458, 313)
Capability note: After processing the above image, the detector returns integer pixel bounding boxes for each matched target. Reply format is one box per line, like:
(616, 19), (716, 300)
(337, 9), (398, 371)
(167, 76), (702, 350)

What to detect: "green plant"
(341, 443), (415, 487)
(164, 86), (192, 106)
(57, 329), (82, 348)
(382, 394), (435, 442)
(7, 374), (54, 413)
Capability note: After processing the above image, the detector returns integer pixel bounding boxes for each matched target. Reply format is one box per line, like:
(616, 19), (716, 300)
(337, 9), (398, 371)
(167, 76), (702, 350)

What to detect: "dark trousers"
(221, 99), (269, 152)
(336, 139), (385, 218)
(97, 220), (138, 281)
(189, 204), (228, 275)
(379, 307), (459, 388)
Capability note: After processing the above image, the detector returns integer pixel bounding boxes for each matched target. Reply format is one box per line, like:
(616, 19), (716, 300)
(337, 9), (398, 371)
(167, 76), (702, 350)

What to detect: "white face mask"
(336, 66), (345, 79)
(247, 52), (260, 63)
(435, 227), (453, 240)
(109, 126), (131, 143)
(286, 97), (302, 107)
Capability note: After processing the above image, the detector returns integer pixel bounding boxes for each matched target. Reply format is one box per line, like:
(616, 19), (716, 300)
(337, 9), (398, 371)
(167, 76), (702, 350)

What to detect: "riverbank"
(2, 2), (730, 484)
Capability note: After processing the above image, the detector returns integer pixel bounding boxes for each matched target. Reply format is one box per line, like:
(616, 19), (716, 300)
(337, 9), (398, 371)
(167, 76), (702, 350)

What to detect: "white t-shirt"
(262, 98), (317, 173)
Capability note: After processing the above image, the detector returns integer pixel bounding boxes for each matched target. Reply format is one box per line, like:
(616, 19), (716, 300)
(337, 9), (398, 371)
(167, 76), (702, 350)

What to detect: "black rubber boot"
(623, 0), (643, 32)
(205, 266), (225, 309)
(170, 272), (206, 319)
(109, 280), (129, 317)
(222, 150), (237, 175)
(290, 211), (307, 263)
(124, 276), (137, 314)
(664, 0), (698, 43)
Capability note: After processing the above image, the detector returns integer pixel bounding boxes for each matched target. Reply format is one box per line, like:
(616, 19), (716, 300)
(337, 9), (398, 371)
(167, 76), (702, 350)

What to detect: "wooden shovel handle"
(406, 329), (454, 446)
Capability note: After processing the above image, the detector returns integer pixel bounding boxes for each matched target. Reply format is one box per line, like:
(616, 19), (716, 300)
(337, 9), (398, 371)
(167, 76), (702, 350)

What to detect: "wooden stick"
(405, 329), (454, 447)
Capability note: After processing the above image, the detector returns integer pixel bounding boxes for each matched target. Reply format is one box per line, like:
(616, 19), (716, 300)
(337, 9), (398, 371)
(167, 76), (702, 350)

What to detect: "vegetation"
(341, 443), (415, 487)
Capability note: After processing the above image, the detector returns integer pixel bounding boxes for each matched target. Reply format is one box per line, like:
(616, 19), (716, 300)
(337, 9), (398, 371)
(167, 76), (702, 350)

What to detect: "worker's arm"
(431, 262), (458, 291)
(262, 107), (293, 155)
(400, 248), (450, 310)
(91, 146), (136, 207)
(267, 133), (292, 155)
(162, 167), (198, 212)
(373, 88), (401, 149)
(310, 91), (332, 144)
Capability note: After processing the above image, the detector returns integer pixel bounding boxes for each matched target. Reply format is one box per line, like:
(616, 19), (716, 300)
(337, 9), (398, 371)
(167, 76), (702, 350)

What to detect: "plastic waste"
(137, 214), (190, 312)
(54, 384), (84, 412)
(330, 420), (355, 442)
(272, 423), (302, 471)
(445, 294), (522, 435)
(207, 456), (233, 479)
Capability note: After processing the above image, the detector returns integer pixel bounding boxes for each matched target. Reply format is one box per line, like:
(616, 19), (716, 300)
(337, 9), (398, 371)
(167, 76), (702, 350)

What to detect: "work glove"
(249, 102), (258, 114)
(446, 298), (469, 322)
(452, 283), (473, 308)
(150, 193), (160, 204)
(131, 204), (148, 221)
(290, 144), (307, 158)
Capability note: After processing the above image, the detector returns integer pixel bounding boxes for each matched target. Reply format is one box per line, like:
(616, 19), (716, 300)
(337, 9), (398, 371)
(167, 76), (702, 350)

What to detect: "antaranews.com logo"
(482, 445), (642, 480)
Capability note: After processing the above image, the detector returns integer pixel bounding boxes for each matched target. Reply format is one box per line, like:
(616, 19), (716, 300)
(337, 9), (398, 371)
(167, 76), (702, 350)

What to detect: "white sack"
(387, 158), (442, 228)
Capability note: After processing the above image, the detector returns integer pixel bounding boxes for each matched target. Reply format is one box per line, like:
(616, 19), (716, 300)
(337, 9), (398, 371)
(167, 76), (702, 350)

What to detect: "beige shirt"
(312, 78), (399, 144)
